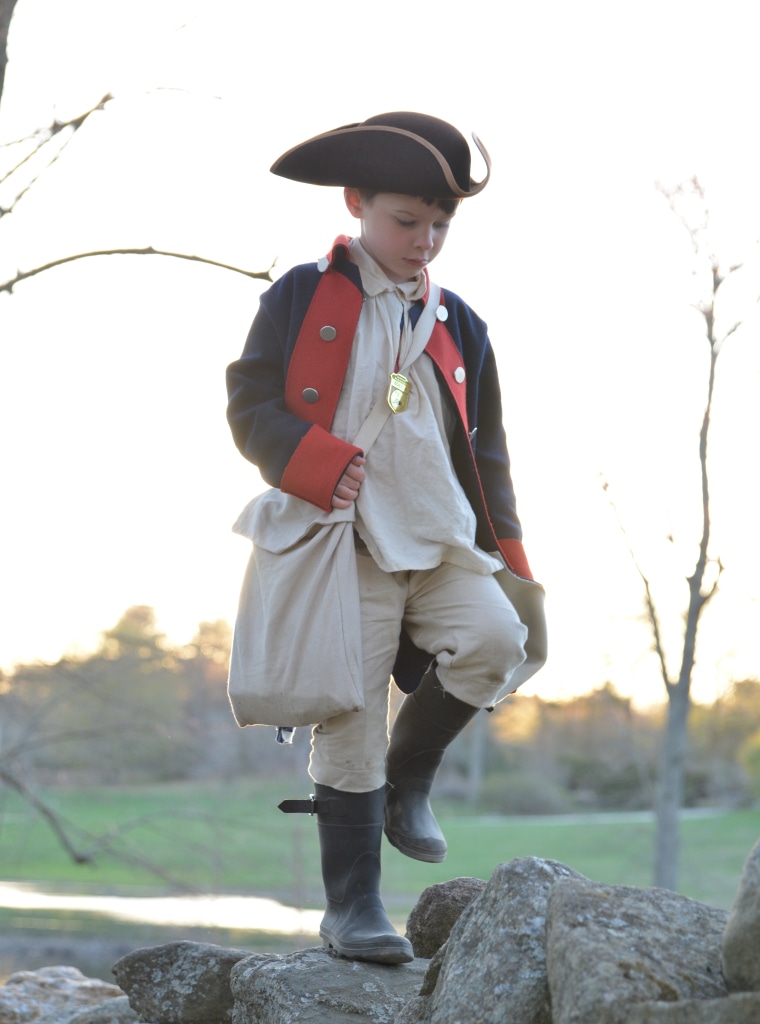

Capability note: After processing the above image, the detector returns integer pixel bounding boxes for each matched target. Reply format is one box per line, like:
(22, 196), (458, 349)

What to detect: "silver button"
(302, 388), (319, 403)
(436, 305), (448, 322)
(317, 256), (329, 272)
(319, 325), (337, 341)
(454, 367), (466, 383)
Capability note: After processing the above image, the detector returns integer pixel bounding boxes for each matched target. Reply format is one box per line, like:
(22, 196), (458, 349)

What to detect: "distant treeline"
(2, 605), (759, 814)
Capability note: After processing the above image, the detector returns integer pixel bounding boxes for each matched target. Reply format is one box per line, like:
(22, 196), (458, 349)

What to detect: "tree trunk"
(466, 711), (487, 806)
(0, 0), (20, 109)
(653, 682), (691, 889)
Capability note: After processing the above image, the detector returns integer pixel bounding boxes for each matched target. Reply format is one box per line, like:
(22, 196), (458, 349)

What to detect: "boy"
(226, 112), (546, 965)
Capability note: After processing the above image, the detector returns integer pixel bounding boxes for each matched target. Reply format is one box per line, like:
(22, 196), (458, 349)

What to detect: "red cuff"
(497, 538), (533, 580)
(280, 425), (362, 511)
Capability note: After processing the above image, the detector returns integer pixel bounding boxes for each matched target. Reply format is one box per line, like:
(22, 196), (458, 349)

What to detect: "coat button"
(302, 388), (319, 403)
(317, 257), (329, 272)
(454, 367), (466, 383)
(319, 325), (337, 341)
(436, 305), (449, 321)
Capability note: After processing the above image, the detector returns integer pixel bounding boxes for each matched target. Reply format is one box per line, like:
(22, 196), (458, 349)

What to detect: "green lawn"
(1, 780), (757, 916)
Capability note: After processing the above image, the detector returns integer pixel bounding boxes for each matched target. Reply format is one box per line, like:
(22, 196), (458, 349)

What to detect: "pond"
(0, 880), (322, 985)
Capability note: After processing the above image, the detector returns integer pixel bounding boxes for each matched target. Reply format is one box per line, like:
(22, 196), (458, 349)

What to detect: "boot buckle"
(278, 794), (347, 816)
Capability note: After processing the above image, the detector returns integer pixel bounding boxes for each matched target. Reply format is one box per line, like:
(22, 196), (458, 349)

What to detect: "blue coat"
(227, 236), (546, 692)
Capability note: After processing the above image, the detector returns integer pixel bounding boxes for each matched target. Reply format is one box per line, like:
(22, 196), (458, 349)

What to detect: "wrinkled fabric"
(331, 239), (500, 576)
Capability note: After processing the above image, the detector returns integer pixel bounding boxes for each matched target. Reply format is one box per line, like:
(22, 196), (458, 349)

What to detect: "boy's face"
(344, 190), (454, 284)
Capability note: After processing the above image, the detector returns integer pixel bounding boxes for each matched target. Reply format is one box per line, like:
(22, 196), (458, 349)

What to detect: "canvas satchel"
(492, 563), (547, 701)
(227, 494), (364, 727)
(227, 283), (442, 729)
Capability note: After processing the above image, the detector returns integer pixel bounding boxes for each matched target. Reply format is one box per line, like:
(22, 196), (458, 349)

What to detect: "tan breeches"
(309, 549), (528, 791)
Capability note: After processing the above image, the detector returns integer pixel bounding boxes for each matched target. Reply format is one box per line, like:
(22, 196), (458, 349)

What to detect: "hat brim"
(271, 123), (490, 199)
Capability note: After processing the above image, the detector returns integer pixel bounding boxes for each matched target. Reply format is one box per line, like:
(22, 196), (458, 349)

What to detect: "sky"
(0, 0), (758, 707)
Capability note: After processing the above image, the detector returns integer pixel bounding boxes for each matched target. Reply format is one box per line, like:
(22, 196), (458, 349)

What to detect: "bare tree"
(0, 93), (273, 293)
(0, 4), (272, 295)
(0, 4), (271, 875)
(605, 177), (748, 890)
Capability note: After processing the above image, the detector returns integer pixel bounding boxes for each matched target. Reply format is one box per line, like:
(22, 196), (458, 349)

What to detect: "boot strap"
(278, 795), (346, 816)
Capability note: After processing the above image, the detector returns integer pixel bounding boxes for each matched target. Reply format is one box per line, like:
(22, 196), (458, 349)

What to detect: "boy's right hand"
(331, 455), (366, 509)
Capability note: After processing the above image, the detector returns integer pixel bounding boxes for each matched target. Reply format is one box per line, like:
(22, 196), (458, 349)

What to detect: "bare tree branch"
(0, 94), (113, 217)
(1, 128), (78, 214)
(0, 247), (274, 294)
(0, 762), (214, 890)
(69, 813), (203, 892)
(599, 475), (674, 694)
(1, 93), (112, 159)
(718, 319), (743, 349)
(0, 728), (111, 764)
(0, 763), (93, 863)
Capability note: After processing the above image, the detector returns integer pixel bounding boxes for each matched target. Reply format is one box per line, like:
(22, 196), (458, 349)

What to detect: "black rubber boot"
(385, 667), (479, 862)
(314, 783), (413, 964)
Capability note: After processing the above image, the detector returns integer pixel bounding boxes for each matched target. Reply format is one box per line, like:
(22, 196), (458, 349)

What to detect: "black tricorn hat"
(270, 111), (491, 199)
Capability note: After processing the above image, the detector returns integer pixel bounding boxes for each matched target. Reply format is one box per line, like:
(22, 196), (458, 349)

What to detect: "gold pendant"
(387, 372), (412, 414)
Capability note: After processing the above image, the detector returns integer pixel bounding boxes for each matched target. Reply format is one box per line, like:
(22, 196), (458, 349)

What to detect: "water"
(0, 881), (322, 984)
(0, 881), (322, 934)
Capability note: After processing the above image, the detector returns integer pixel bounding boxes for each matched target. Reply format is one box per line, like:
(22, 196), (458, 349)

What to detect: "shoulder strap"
(352, 390), (392, 455)
(352, 282), (441, 456)
(399, 281), (442, 373)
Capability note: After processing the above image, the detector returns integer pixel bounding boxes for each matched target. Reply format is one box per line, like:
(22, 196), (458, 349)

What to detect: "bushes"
(4, 612), (759, 814)
(477, 770), (572, 816)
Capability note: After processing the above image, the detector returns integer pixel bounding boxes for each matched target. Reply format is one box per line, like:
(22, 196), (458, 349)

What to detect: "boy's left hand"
(331, 455), (366, 509)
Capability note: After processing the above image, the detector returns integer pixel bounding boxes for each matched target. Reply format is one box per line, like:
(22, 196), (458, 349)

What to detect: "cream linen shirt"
(329, 238), (501, 576)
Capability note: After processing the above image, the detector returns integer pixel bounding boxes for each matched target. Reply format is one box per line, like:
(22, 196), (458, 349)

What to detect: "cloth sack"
(492, 564), (547, 701)
(227, 492), (363, 727)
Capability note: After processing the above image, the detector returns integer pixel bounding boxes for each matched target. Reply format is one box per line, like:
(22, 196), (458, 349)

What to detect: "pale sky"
(1, 0), (758, 707)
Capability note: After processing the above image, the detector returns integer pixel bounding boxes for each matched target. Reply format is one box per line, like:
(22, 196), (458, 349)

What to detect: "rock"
(230, 946), (428, 1023)
(405, 877), (486, 959)
(545, 876), (729, 1024)
(12, 841), (760, 1024)
(722, 838), (760, 992)
(392, 996), (431, 1024)
(419, 943), (447, 998)
(391, 945), (447, 1024)
(0, 966), (126, 1024)
(422, 857), (588, 1024)
(112, 940), (255, 1024)
(626, 992), (760, 1022)
(66, 995), (140, 1024)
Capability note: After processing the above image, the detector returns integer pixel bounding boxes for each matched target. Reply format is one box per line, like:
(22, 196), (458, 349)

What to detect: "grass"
(1, 780), (757, 913)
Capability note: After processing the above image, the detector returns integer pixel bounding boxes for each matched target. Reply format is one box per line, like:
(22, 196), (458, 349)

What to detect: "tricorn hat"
(270, 111), (491, 199)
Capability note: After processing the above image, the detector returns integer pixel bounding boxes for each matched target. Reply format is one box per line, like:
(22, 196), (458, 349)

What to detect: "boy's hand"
(331, 455), (366, 509)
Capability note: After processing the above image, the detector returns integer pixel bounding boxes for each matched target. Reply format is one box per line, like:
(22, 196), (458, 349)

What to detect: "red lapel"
(284, 238), (364, 430)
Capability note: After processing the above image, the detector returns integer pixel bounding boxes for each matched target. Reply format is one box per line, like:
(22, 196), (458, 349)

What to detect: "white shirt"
(328, 239), (501, 576)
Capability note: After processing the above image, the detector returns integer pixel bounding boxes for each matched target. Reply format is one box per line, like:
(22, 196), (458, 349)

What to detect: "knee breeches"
(309, 554), (528, 791)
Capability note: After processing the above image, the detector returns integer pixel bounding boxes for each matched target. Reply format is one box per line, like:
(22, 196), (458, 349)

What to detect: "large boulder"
(0, 966), (130, 1024)
(722, 838), (760, 992)
(415, 857), (587, 1024)
(230, 946), (428, 1023)
(545, 876), (728, 1024)
(112, 940), (254, 1024)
